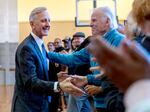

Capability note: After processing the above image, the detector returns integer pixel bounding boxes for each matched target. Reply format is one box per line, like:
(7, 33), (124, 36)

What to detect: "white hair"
(29, 7), (47, 22)
(97, 7), (118, 29)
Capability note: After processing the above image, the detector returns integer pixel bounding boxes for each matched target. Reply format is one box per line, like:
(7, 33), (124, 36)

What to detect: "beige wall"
(18, 0), (134, 22)
(19, 21), (91, 46)
(18, 0), (133, 45)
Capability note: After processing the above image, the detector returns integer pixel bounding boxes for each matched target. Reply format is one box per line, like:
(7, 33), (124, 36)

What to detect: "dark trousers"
(96, 108), (107, 112)
(49, 93), (60, 112)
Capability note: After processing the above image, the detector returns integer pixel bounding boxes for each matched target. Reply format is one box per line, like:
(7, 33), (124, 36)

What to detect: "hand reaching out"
(88, 37), (150, 91)
(71, 75), (88, 87)
(59, 77), (85, 96)
(90, 65), (105, 78)
(57, 71), (70, 82)
(84, 85), (103, 96)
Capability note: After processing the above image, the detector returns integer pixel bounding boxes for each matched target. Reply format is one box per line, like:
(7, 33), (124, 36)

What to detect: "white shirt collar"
(31, 32), (44, 52)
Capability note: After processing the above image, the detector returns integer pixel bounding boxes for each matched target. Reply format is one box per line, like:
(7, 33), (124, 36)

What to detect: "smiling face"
(30, 10), (50, 39)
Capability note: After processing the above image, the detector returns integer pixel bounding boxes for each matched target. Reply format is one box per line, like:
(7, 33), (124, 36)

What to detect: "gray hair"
(97, 7), (118, 29)
(29, 7), (47, 22)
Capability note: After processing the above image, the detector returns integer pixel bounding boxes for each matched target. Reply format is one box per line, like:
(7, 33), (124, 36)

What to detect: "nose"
(46, 20), (50, 27)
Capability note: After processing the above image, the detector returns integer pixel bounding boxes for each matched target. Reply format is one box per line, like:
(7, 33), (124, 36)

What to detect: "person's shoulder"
(109, 30), (125, 47)
(113, 29), (125, 38)
(17, 35), (34, 52)
(113, 30), (125, 42)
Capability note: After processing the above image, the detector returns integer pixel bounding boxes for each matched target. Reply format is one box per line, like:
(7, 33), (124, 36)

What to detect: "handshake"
(57, 70), (103, 97)
(57, 71), (88, 96)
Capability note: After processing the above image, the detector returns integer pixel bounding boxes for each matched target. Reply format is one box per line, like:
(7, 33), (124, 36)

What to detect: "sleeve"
(100, 75), (125, 112)
(19, 46), (55, 95)
(47, 48), (90, 68)
(87, 75), (102, 85)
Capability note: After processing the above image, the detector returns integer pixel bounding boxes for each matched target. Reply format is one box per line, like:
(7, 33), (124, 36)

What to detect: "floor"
(0, 85), (14, 112)
(0, 85), (67, 112)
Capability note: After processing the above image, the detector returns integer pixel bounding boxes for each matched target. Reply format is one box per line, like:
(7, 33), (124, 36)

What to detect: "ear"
(106, 17), (110, 26)
(30, 21), (35, 29)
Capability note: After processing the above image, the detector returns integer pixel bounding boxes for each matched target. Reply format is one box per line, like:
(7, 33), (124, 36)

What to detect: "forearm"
(48, 52), (75, 67)
(48, 48), (89, 68)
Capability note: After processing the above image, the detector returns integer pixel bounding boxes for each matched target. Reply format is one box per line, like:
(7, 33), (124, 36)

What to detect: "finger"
(123, 41), (149, 62)
(84, 85), (94, 92)
(122, 41), (140, 60)
(85, 88), (91, 94)
(104, 61), (124, 79)
(87, 37), (104, 56)
(70, 84), (85, 96)
(84, 85), (90, 90)
(87, 37), (104, 55)
(91, 57), (97, 62)
(87, 91), (92, 95)
(58, 71), (68, 74)
(90, 66), (101, 71)
(57, 72), (68, 76)
(57, 73), (69, 78)
(95, 72), (105, 79)
(71, 76), (81, 82)
(89, 38), (123, 65)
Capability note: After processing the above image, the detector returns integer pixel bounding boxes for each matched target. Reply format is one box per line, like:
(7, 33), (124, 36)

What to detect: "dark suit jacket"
(11, 34), (55, 112)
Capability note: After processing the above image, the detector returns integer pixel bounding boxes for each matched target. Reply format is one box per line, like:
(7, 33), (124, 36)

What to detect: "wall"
(19, 21), (91, 48)
(18, 0), (134, 22)
(18, 0), (134, 45)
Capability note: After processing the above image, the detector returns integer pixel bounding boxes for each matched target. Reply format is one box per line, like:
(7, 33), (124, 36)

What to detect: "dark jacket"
(12, 34), (55, 112)
(68, 36), (92, 76)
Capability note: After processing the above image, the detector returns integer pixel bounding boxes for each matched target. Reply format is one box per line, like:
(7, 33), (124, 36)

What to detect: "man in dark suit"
(11, 7), (84, 112)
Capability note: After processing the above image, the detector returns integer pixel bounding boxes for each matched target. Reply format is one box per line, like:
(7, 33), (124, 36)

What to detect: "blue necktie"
(41, 44), (48, 79)
(42, 44), (51, 103)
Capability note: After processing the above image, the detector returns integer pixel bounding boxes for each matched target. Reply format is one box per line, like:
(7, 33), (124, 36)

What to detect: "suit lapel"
(29, 35), (44, 62)
(29, 35), (49, 80)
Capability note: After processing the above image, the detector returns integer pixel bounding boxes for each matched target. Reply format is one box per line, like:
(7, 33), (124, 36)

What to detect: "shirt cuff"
(87, 75), (102, 86)
(54, 82), (59, 92)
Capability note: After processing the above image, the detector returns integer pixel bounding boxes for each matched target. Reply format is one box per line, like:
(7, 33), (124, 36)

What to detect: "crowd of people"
(11, 0), (150, 112)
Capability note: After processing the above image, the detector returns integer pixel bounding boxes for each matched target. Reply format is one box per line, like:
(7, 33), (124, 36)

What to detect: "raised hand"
(90, 65), (105, 78)
(88, 37), (150, 91)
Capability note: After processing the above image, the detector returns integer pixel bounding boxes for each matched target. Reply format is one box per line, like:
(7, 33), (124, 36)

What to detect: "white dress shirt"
(31, 32), (59, 92)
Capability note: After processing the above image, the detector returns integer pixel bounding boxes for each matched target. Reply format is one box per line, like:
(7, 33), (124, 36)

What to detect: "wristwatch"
(57, 82), (62, 92)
